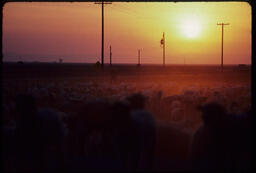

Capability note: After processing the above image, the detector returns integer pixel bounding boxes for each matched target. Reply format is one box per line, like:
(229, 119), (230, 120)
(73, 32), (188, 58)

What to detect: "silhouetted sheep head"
(197, 102), (227, 127)
(15, 94), (37, 124)
(126, 93), (148, 109)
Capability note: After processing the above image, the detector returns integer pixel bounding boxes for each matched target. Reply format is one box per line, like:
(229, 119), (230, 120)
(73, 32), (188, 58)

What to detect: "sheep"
(155, 120), (193, 171)
(171, 107), (184, 122)
(56, 111), (69, 128)
(225, 110), (252, 171)
(130, 109), (157, 171)
(191, 102), (252, 171)
(12, 94), (68, 172)
(65, 98), (134, 171)
(36, 108), (69, 171)
(227, 101), (240, 114)
(124, 93), (157, 171)
(2, 125), (17, 172)
(78, 93), (157, 171)
(66, 98), (113, 159)
(183, 91), (199, 122)
(108, 100), (135, 168)
(170, 100), (182, 109)
(160, 95), (184, 119)
(2, 104), (11, 126)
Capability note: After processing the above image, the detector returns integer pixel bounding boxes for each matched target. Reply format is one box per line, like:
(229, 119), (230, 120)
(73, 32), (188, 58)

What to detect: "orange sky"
(2, 2), (251, 64)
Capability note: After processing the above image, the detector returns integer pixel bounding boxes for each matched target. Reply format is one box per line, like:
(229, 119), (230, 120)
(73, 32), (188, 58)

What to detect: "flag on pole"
(160, 32), (164, 47)
(160, 38), (164, 48)
(160, 38), (164, 45)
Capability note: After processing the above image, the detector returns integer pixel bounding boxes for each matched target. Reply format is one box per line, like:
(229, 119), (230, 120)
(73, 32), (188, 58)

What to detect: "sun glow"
(3, 2), (251, 64)
(181, 18), (202, 38)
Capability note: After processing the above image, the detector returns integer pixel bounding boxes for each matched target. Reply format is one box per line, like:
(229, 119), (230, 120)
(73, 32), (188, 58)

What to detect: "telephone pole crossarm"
(217, 23), (230, 25)
(95, 2), (112, 4)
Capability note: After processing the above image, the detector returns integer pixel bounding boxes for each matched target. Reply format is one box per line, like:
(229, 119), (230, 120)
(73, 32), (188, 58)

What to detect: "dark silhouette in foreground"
(191, 102), (252, 171)
(3, 95), (67, 171)
(2, 94), (252, 172)
(66, 93), (156, 171)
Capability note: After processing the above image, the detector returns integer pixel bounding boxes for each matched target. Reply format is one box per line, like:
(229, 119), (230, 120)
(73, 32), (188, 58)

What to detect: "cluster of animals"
(2, 81), (251, 129)
(2, 91), (252, 171)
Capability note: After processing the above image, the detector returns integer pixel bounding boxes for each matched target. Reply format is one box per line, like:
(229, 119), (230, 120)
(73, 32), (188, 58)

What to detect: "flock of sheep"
(3, 80), (251, 128)
(2, 79), (252, 171)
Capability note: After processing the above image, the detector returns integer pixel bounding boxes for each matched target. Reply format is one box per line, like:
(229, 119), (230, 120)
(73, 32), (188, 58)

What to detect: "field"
(2, 62), (251, 170)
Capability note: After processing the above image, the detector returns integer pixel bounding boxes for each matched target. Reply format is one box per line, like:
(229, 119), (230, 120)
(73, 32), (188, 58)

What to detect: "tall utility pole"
(95, 1), (112, 68)
(161, 32), (165, 67)
(110, 45), (112, 66)
(138, 49), (141, 66)
(217, 23), (229, 72)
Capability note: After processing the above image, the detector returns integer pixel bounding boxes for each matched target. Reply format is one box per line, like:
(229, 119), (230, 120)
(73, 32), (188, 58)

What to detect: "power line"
(108, 5), (132, 16)
(110, 4), (156, 20)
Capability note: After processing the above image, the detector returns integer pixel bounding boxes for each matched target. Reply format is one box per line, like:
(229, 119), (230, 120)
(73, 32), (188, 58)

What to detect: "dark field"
(3, 62), (251, 81)
(2, 62), (252, 171)
(2, 62), (251, 95)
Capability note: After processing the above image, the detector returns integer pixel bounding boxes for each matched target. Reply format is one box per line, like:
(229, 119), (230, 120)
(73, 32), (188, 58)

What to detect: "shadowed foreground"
(2, 63), (252, 171)
(2, 94), (252, 171)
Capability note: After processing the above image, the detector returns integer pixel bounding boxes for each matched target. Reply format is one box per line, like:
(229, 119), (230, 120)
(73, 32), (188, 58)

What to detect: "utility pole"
(95, 1), (112, 68)
(110, 45), (112, 66)
(160, 32), (165, 67)
(138, 49), (141, 67)
(217, 23), (229, 72)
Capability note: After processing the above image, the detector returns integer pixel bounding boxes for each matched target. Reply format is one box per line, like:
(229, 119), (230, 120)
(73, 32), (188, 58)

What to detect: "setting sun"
(180, 18), (202, 38)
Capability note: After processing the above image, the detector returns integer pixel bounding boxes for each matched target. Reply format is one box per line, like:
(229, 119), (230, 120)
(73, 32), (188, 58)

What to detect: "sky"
(2, 2), (251, 64)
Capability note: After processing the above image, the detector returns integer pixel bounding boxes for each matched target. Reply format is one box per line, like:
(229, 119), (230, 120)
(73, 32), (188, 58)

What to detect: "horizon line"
(3, 61), (251, 66)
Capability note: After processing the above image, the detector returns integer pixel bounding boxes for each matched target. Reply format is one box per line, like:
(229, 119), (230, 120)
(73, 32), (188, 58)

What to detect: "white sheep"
(171, 107), (185, 122)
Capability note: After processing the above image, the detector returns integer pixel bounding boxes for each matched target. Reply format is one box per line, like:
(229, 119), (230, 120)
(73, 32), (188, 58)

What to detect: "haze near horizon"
(2, 2), (251, 65)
